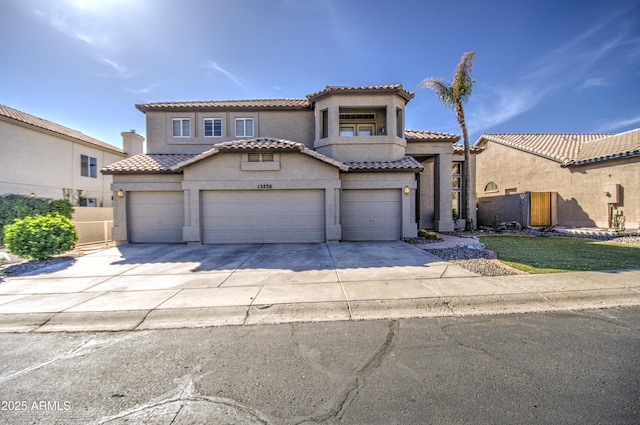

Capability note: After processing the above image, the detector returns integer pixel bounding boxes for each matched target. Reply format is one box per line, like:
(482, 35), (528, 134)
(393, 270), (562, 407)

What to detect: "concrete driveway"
(2, 241), (639, 333)
(0, 242), (477, 331)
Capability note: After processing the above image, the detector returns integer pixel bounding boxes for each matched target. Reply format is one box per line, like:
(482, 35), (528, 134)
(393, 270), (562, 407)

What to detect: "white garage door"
(128, 191), (184, 243)
(342, 189), (401, 241)
(202, 190), (325, 243)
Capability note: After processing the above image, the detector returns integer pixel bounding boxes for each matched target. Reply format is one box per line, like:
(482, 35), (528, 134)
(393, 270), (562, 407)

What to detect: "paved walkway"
(0, 241), (638, 332)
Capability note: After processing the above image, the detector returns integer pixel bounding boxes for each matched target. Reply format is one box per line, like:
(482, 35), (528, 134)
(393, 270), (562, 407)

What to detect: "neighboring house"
(103, 85), (480, 244)
(474, 129), (640, 229)
(0, 104), (143, 207)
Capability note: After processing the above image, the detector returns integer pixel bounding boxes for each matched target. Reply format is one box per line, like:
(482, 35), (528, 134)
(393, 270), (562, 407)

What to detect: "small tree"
(4, 213), (78, 260)
(419, 51), (476, 230)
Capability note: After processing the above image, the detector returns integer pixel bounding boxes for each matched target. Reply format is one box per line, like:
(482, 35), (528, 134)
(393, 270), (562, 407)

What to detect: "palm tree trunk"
(455, 103), (472, 231)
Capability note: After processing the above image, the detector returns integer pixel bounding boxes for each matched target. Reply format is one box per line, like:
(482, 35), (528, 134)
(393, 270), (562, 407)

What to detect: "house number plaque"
(258, 184), (273, 189)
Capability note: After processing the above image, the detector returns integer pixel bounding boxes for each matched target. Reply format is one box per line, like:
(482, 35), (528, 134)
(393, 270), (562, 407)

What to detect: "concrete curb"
(2, 286), (638, 333)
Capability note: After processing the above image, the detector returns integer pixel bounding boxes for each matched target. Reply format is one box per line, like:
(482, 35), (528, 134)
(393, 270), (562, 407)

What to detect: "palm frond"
(418, 78), (455, 109)
(452, 51), (475, 103)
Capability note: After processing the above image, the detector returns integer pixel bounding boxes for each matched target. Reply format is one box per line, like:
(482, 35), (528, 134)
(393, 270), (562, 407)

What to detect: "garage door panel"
(202, 190), (325, 243)
(128, 191), (184, 243)
(342, 189), (401, 241)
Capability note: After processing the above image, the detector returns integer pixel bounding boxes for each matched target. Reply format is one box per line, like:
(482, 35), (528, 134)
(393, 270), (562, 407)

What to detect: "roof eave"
(562, 150), (640, 168)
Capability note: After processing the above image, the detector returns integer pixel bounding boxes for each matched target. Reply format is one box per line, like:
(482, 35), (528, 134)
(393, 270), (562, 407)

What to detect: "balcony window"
(339, 124), (375, 136)
(339, 107), (385, 137)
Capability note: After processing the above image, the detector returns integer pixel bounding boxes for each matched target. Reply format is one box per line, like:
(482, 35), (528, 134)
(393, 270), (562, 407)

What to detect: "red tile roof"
(405, 129), (460, 143)
(174, 138), (348, 171)
(103, 138), (350, 173)
(475, 133), (610, 165)
(136, 98), (310, 112)
(345, 156), (424, 172)
(0, 104), (123, 155)
(453, 144), (483, 154)
(570, 128), (640, 166)
(101, 154), (197, 174)
(306, 85), (415, 102)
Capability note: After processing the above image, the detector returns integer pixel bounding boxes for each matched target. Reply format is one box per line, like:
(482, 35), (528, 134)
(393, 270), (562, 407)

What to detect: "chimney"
(122, 129), (144, 156)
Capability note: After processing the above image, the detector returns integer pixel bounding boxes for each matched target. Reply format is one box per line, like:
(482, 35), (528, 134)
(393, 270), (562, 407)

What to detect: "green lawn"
(478, 236), (640, 274)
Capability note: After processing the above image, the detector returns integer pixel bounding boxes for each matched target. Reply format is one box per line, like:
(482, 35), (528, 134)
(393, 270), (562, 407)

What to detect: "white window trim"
(235, 118), (254, 137)
(203, 118), (223, 138)
(172, 118), (191, 138)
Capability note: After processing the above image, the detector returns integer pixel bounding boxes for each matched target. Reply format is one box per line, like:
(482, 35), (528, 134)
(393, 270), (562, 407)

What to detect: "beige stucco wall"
(312, 93), (408, 162)
(144, 110), (315, 155)
(476, 141), (639, 229)
(182, 152), (342, 242)
(0, 119), (125, 207)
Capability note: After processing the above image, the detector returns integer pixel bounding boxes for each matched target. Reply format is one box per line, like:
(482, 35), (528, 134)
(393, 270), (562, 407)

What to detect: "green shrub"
(418, 229), (439, 240)
(4, 213), (78, 260)
(0, 194), (73, 245)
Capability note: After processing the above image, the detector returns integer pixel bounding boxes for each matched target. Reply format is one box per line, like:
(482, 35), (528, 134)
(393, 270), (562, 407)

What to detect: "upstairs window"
(172, 118), (190, 137)
(321, 109), (328, 139)
(204, 118), (222, 137)
(235, 118), (254, 137)
(339, 124), (375, 136)
(339, 107), (384, 136)
(81, 155), (97, 178)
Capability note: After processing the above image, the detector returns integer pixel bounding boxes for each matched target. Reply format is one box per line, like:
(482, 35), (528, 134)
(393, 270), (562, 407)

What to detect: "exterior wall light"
(117, 190), (125, 198)
(28, 193), (36, 198)
(403, 186), (411, 195)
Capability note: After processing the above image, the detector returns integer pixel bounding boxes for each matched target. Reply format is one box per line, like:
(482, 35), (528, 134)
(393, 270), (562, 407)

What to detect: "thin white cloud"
(95, 56), (137, 78)
(579, 77), (612, 90)
(127, 84), (159, 95)
(32, 1), (132, 78)
(203, 61), (248, 89)
(594, 114), (640, 132)
(469, 6), (638, 133)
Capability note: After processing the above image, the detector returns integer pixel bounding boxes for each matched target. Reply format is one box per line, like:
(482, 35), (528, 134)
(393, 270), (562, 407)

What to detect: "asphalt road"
(1, 307), (639, 424)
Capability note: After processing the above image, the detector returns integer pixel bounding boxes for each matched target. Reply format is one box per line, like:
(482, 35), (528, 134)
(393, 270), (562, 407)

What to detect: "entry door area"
(530, 192), (552, 226)
(342, 189), (402, 241)
(128, 191), (184, 243)
(201, 190), (325, 243)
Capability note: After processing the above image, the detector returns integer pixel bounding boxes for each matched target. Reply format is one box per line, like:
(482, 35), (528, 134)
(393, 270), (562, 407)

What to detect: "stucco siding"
(0, 120), (123, 206)
(145, 110), (314, 155)
(476, 142), (639, 228)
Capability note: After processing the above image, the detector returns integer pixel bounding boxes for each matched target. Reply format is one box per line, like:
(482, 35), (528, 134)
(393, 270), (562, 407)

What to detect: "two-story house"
(0, 104), (141, 207)
(103, 85), (478, 244)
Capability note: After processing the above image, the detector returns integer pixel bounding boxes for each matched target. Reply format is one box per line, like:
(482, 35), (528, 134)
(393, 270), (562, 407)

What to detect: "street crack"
(296, 320), (398, 424)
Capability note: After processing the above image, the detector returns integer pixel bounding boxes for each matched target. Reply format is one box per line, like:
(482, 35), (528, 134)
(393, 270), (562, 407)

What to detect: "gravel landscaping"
(422, 246), (521, 276)
(608, 236), (640, 246)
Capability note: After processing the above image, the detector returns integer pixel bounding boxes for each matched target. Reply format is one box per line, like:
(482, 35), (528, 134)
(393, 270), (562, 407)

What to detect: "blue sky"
(1, 0), (639, 148)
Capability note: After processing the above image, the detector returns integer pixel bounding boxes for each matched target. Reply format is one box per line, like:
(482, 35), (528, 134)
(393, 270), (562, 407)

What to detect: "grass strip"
(479, 236), (640, 274)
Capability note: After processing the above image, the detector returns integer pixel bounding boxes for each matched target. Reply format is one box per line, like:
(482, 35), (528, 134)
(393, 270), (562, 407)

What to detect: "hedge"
(0, 194), (73, 245)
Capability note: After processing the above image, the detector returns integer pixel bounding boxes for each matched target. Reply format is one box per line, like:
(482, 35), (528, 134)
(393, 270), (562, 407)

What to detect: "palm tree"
(419, 51), (476, 231)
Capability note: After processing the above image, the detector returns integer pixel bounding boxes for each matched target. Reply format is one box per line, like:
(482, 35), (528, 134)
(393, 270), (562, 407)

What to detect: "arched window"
(484, 182), (499, 192)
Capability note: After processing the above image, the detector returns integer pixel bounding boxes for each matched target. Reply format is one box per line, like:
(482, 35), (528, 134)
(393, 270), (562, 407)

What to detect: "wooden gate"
(530, 192), (551, 226)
